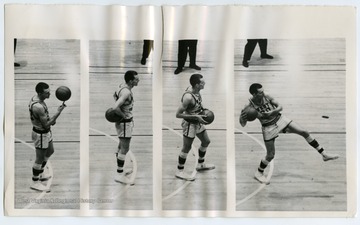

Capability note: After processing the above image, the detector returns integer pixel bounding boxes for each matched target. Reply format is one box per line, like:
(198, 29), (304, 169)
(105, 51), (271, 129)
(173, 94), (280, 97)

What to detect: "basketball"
(105, 108), (123, 123)
(55, 86), (71, 101)
(244, 106), (258, 121)
(202, 109), (215, 124)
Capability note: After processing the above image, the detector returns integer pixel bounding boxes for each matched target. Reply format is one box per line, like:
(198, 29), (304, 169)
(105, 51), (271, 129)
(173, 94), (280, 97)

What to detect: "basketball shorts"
(115, 120), (134, 138)
(182, 120), (206, 139)
(32, 130), (53, 149)
(262, 115), (292, 141)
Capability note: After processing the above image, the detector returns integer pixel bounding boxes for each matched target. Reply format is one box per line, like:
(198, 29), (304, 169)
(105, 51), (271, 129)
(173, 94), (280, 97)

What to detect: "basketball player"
(175, 74), (215, 181)
(29, 82), (66, 192)
(112, 70), (139, 185)
(239, 83), (339, 184)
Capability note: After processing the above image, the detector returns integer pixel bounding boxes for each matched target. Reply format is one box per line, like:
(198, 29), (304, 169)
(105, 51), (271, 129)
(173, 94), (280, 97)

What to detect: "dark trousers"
(142, 40), (154, 59)
(177, 39), (198, 68)
(243, 39), (268, 61)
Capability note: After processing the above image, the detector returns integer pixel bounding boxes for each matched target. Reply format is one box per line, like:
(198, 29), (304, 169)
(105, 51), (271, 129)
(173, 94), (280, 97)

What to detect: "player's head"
(124, 70), (139, 86)
(35, 82), (50, 99)
(190, 74), (205, 89)
(249, 83), (264, 97)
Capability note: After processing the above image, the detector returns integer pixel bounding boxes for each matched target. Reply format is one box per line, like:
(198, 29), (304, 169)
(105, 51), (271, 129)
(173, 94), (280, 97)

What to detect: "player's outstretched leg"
(286, 122), (339, 161)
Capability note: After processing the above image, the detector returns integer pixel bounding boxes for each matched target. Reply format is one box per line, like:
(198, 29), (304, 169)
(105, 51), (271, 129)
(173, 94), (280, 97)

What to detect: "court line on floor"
(14, 137), (54, 209)
(89, 127), (138, 201)
(162, 125), (198, 202)
(234, 128), (274, 207)
(163, 128), (227, 131)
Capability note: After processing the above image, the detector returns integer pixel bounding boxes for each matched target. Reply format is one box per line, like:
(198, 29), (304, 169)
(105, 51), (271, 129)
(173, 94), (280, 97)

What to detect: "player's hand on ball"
(196, 115), (208, 124)
(58, 104), (66, 112)
(240, 109), (248, 121)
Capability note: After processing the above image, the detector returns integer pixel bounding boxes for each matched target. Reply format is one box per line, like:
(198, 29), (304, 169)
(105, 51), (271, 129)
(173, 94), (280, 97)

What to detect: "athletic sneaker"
(175, 170), (195, 181)
(254, 171), (270, 185)
(322, 152), (339, 161)
(114, 173), (135, 185)
(196, 163), (215, 171)
(30, 182), (51, 192)
(39, 172), (52, 182)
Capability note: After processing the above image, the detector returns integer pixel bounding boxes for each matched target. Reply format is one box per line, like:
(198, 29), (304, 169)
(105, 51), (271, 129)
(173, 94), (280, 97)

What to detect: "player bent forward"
(175, 74), (215, 181)
(239, 83), (339, 184)
(29, 82), (66, 192)
(112, 70), (139, 185)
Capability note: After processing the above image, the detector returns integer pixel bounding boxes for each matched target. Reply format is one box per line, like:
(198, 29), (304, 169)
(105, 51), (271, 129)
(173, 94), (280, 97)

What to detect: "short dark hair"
(249, 83), (263, 95)
(189, 74), (203, 87)
(35, 82), (49, 94)
(124, 70), (138, 83)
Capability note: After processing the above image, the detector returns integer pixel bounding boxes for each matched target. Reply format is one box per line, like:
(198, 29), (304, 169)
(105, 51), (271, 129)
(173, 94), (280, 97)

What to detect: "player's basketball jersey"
(181, 87), (204, 115)
(249, 95), (279, 126)
(114, 84), (134, 119)
(29, 96), (50, 131)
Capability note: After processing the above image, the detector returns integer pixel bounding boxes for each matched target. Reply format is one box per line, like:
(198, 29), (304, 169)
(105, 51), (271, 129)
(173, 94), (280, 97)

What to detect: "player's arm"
(262, 94), (283, 118)
(239, 104), (250, 127)
(113, 89), (130, 118)
(176, 94), (206, 123)
(33, 104), (65, 129)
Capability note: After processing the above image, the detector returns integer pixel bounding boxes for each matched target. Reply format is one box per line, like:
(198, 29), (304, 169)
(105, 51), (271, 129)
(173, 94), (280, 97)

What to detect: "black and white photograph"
(13, 39), (80, 209)
(3, 3), (357, 223)
(89, 40), (153, 210)
(162, 40), (227, 211)
(234, 39), (347, 211)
